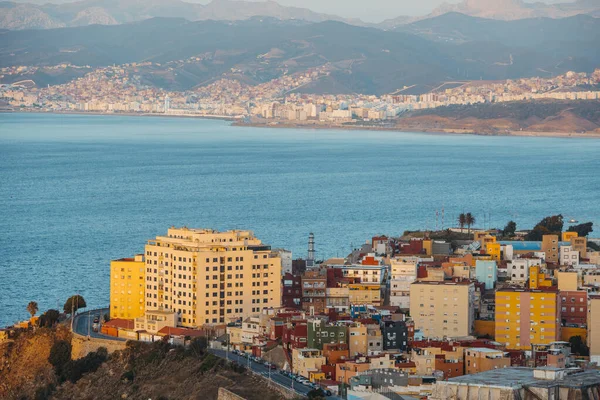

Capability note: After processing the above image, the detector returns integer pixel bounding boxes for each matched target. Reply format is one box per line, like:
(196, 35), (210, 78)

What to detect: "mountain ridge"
(1, 0), (600, 31)
(2, 16), (599, 95)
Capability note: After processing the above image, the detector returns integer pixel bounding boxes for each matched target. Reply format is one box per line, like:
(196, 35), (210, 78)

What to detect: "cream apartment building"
(144, 227), (282, 327)
(410, 280), (475, 339)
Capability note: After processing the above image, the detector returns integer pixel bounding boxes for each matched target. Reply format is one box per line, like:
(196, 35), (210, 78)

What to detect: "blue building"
(475, 260), (497, 290)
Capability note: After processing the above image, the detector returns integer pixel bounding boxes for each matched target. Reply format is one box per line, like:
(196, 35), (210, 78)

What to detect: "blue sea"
(1, 113), (599, 326)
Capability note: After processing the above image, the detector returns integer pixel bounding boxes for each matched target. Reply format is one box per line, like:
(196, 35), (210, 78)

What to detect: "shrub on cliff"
(61, 347), (108, 383)
(48, 340), (72, 376)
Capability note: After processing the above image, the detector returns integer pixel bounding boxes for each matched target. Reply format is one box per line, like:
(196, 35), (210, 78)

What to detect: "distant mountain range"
(0, 0), (354, 30)
(379, 0), (600, 29)
(1, 15), (599, 95)
(1, 0), (599, 31)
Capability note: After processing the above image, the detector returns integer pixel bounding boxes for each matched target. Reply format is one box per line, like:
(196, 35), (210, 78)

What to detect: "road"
(72, 308), (125, 341)
(209, 348), (341, 399)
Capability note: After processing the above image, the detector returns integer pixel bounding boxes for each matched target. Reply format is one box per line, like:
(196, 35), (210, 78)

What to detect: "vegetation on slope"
(1, 327), (289, 400)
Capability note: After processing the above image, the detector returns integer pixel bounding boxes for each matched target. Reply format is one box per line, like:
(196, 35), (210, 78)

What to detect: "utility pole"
(226, 333), (229, 362)
(70, 295), (75, 332)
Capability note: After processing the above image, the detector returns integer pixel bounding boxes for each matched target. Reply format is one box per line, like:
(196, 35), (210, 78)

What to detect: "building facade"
(143, 227), (282, 327)
(495, 288), (560, 350)
(410, 280), (475, 339)
(110, 255), (146, 319)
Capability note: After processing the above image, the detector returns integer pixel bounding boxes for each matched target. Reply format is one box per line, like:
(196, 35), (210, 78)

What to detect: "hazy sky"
(242, 0), (570, 22)
(15, 0), (574, 22)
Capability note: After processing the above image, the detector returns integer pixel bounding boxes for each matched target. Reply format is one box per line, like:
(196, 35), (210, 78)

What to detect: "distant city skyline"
(10, 0), (577, 22)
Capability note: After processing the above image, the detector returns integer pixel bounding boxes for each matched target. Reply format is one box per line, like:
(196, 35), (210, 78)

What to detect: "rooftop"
(441, 368), (600, 390)
(467, 347), (504, 354)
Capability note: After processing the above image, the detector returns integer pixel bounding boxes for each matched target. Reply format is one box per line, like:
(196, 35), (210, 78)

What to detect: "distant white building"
(560, 246), (579, 267)
(507, 258), (542, 282)
(275, 249), (293, 275)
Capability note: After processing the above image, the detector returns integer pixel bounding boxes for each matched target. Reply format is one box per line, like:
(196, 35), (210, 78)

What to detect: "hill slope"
(1, 17), (599, 94)
(0, 327), (286, 400)
(396, 100), (600, 134)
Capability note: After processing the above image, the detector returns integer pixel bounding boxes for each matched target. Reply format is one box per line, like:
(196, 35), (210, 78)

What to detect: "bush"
(188, 336), (208, 357)
(34, 384), (55, 400)
(60, 347), (108, 383)
(48, 340), (72, 374)
(121, 370), (135, 382)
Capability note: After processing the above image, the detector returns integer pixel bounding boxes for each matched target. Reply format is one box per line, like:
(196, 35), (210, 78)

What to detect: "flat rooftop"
(440, 367), (541, 389)
(441, 368), (600, 390)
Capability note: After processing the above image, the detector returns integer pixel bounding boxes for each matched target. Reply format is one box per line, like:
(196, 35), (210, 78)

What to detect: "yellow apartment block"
(348, 284), (382, 306)
(144, 227), (282, 328)
(529, 265), (553, 289)
(562, 231), (578, 242)
(485, 242), (501, 262)
(110, 255), (146, 319)
(557, 271), (579, 291)
(589, 296), (600, 365)
(292, 348), (326, 379)
(495, 289), (560, 350)
(410, 280), (475, 339)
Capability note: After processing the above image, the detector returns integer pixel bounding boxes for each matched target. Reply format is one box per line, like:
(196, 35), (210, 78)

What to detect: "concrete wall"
(71, 333), (127, 360)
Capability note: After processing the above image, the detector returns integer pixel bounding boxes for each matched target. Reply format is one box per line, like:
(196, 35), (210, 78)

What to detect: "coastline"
(0, 109), (238, 122)
(233, 120), (600, 139)
(3, 109), (600, 139)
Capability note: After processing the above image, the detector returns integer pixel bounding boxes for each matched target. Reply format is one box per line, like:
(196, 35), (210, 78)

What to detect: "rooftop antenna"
(307, 233), (315, 267)
(441, 206), (445, 231)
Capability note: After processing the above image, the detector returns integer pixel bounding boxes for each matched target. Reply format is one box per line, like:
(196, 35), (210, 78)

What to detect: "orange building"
(529, 265), (553, 289)
(542, 235), (559, 264)
(465, 348), (510, 375)
(495, 288), (560, 350)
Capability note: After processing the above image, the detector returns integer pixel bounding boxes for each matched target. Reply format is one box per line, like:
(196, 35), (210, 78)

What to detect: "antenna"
(307, 233), (315, 267)
(441, 206), (445, 231)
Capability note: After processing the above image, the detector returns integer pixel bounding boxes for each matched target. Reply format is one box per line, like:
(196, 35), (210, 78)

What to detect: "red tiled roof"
(157, 326), (205, 337)
(104, 318), (134, 330)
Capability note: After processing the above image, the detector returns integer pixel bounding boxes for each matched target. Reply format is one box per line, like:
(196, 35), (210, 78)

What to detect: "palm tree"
(466, 213), (476, 235)
(458, 213), (466, 233)
(27, 301), (38, 319)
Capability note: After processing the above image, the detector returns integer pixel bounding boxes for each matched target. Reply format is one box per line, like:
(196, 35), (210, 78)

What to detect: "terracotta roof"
(104, 318), (134, 330)
(157, 326), (205, 337)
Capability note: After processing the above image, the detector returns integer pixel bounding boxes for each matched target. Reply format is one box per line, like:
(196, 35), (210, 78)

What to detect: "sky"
(242, 0), (570, 22)
(13, 0), (573, 22)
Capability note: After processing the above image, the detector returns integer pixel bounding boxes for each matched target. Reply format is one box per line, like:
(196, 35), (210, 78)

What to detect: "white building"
(507, 258), (542, 283)
(331, 264), (386, 284)
(389, 257), (432, 309)
(560, 246), (580, 266)
(275, 248), (293, 275)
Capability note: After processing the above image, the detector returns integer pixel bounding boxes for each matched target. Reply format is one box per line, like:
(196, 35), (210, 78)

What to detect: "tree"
(458, 213), (466, 233)
(38, 309), (60, 327)
(526, 215), (564, 241)
(569, 335), (589, 356)
(64, 295), (86, 315)
(27, 301), (39, 319)
(503, 221), (517, 237)
(189, 336), (208, 357)
(49, 340), (72, 376)
(568, 222), (593, 238)
(465, 213), (476, 234)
